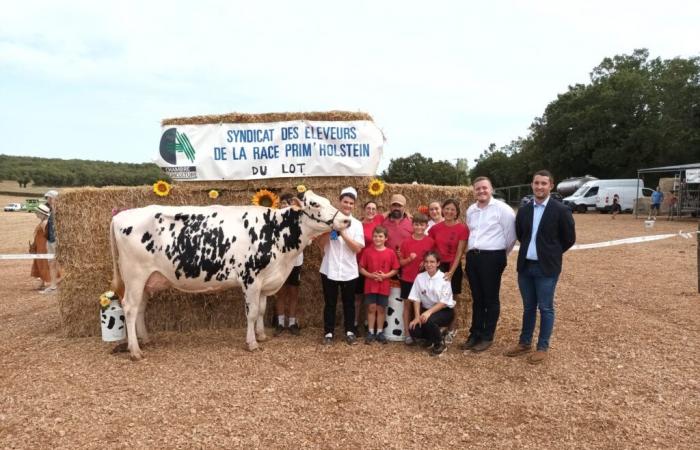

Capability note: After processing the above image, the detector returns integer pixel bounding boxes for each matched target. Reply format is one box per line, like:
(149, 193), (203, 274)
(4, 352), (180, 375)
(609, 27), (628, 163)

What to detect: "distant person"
(425, 201), (443, 233)
(359, 226), (399, 344)
(611, 193), (621, 219)
(41, 190), (61, 294)
(667, 190), (678, 221)
(505, 170), (576, 364)
(318, 187), (365, 345)
(274, 193), (304, 337)
(29, 204), (55, 290)
(649, 187), (663, 220)
(407, 251), (455, 356)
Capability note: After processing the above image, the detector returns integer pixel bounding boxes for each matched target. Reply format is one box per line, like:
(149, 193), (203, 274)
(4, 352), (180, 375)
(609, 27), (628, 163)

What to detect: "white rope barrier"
(0, 253), (55, 260)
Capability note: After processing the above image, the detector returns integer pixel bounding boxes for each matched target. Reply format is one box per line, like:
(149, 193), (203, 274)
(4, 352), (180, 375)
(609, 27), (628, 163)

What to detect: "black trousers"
(466, 249), (507, 341)
(321, 274), (356, 335)
(409, 307), (454, 346)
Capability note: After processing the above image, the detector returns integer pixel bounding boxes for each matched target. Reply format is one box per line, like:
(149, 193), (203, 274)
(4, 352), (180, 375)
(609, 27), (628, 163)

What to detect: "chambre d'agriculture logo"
(159, 128), (196, 165)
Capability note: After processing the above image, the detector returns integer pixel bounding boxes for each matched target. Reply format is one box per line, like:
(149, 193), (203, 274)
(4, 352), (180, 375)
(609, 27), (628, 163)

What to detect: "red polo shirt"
(382, 215), (413, 253)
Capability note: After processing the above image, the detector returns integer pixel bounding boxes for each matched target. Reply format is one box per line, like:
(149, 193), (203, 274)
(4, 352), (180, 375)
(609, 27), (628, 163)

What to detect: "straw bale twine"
(55, 177), (474, 337)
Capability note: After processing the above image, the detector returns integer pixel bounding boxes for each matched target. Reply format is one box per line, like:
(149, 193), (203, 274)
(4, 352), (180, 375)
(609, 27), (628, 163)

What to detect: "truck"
(563, 179), (644, 213)
(23, 198), (43, 213)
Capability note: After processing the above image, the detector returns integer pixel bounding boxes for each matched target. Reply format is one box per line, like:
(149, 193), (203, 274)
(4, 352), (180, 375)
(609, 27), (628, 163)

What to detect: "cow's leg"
(244, 287), (261, 351)
(135, 293), (150, 345)
(123, 279), (148, 361)
(256, 295), (268, 342)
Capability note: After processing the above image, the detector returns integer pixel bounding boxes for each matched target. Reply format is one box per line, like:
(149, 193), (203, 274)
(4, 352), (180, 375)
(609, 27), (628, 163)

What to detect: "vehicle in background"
(563, 179), (644, 213)
(4, 203), (23, 212)
(519, 192), (563, 208)
(556, 175), (598, 197)
(23, 198), (43, 213)
(596, 186), (654, 213)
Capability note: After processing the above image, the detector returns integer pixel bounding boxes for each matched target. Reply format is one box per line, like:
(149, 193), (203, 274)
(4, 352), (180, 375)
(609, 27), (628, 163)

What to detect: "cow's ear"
(290, 197), (303, 211)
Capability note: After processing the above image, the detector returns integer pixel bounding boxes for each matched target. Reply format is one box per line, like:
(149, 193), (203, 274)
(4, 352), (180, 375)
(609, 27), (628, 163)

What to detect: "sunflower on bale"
(418, 205), (430, 215)
(153, 180), (172, 197)
(252, 189), (280, 209)
(296, 184), (307, 194)
(208, 189), (220, 199)
(99, 291), (119, 311)
(368, 178), (385, 196)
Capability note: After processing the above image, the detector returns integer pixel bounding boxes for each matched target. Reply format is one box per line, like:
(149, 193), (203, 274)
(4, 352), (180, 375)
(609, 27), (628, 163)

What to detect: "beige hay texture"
(56, 178), (474, 337)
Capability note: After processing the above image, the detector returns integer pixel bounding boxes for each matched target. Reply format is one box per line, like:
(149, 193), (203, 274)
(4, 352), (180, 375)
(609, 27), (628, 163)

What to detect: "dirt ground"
(1, 194), (698, 449)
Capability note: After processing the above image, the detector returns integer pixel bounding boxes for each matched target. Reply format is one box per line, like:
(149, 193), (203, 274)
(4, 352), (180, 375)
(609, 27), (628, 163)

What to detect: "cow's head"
(293, 190), (351, 233)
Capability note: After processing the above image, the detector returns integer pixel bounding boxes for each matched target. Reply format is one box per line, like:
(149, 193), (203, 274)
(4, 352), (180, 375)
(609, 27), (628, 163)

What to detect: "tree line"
(0, 155), (168, 187)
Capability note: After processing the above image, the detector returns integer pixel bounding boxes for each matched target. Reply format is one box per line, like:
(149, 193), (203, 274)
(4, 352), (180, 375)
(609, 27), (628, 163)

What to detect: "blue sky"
(1, 0), (698, 172)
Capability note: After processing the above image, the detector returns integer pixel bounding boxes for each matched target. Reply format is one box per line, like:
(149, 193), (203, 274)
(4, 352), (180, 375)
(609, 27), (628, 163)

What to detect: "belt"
(468, 249), (505, 254)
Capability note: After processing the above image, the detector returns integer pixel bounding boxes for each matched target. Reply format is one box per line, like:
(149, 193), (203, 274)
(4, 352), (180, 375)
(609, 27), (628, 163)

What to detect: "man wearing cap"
(382, 194), (413, 255)
(317, 187), (365, 345)
(42, 190), (60, 293)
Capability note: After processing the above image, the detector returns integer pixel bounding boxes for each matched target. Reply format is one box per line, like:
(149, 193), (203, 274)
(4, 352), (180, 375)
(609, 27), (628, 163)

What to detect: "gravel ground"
(1, 202), (698, 449)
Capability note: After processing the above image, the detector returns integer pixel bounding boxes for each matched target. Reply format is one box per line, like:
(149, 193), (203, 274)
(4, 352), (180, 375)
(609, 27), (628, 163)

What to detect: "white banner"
(154, 120), (384, 181)
(686, 168), (700, 183)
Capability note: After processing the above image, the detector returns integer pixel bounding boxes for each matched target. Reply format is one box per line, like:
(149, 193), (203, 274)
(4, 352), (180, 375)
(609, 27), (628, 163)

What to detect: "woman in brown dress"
(30, 204), (52, 289)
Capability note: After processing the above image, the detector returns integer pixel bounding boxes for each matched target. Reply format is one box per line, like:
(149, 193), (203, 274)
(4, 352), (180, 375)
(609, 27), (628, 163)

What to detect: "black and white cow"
(110, 190), (349, 360)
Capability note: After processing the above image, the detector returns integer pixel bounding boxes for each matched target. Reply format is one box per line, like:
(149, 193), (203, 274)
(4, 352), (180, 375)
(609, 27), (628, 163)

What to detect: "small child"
(611, 193), (621, 219)
(398, 213), (435, 345)
(359, 226), (399, 344)
(407, 251), (456, 356)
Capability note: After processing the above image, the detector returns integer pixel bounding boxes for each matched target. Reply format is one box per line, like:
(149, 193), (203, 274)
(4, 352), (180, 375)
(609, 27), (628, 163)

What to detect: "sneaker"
(40, 286), (57, 294)
(444, 330), (457, 344)
(273, 323), (285, 337)
(376, 333), (388, 344)
(323, 334), (333, 345)
(460, 336), (479, 351)
(527, 350), (547, 364)
(345, 332), (358, 345)
(288, 323), (301, 336)
(364, 333), (376, 345)
(504, 343), (533, 357)
(431, 342), (447, 356)
(471, 340), (493, 353)
(404, 336), (415, 346)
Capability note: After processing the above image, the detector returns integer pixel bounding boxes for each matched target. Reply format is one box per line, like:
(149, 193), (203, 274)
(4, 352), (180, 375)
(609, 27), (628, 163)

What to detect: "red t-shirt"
(428, 221), (469, 263)
(399, 235), (435, 282)
(357, 215), (384, 263)
(359, 246), (400, 295)
(382, 216), (413, 254)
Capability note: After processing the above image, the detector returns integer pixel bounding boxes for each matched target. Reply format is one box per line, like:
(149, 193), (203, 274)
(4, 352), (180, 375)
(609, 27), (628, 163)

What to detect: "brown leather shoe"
(471, 340), (493, 353)
(504, 343), (533, 357)
(527, 350), (547, 364)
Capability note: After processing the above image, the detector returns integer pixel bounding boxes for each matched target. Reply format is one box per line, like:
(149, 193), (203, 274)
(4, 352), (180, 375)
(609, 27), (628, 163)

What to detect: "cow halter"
(302, 208), (340, 227)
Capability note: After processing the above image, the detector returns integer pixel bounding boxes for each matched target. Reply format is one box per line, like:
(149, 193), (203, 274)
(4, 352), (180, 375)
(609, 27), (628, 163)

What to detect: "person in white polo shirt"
(462, 176), (516, 353)
(317, 187), (365, 345)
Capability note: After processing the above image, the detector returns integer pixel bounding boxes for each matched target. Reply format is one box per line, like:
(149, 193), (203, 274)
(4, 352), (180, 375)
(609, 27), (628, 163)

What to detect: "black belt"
(468, 249), (505, 254)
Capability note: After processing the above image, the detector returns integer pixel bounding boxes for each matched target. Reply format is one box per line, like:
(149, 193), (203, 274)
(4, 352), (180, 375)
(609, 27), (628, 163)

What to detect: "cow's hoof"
(111, 342), (128, 354)
(256, 334), (268, 342)
(247, 342), (259, 352)
(129, 350), (145, 361)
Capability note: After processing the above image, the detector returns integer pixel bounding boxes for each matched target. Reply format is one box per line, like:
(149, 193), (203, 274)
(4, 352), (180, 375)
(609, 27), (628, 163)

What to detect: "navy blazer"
(515, 198), (576, 277)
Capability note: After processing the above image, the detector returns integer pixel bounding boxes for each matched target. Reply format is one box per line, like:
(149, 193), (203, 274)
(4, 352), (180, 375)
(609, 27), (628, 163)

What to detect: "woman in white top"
(407, 251), (455, 356)
(317, 187), (365, 345)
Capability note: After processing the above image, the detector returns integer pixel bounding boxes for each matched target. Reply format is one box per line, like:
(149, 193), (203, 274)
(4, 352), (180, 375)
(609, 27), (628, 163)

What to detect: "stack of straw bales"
(56, 111), (475, 337)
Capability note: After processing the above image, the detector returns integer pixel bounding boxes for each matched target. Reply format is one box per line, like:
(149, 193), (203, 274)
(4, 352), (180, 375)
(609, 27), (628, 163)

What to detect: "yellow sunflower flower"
(208, 190), (219, 199)
(296, 184), (307, 194)
(100, 296), (111, 308)
(368, 178), (385, 196)
(252, 189), (280, 209)
(153, 180), (172, 197)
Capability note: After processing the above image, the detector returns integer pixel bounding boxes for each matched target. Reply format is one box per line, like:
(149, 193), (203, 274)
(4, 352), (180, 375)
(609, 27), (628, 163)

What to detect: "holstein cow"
(110, 190), (349, 360)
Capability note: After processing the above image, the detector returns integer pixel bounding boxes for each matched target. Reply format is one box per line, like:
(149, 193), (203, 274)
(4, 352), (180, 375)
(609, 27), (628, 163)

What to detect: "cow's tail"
(110, 220), (125, 300)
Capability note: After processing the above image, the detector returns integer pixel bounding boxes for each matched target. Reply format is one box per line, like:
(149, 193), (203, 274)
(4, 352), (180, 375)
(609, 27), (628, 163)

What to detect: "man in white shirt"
(317, 187), (365, 345)
(462, 177), (516, 353)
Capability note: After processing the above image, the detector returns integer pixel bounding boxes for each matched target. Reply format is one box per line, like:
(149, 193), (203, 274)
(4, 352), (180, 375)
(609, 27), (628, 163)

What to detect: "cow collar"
(302, 208), (339, 227)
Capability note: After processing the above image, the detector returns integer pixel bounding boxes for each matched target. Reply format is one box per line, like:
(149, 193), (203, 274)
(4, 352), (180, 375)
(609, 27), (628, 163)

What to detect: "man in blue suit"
(505, 170), (576, 364)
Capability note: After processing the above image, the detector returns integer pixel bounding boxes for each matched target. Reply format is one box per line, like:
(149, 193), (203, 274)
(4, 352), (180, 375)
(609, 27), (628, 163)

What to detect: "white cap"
(44, 190), (59, 198)
(36, 204), (51, 216)
(340, 186), (357, 199)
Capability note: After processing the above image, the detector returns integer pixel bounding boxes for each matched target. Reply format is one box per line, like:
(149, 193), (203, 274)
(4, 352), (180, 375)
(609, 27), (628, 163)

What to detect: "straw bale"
(161, 111), (373, 126)
(55, 178), (474, 337)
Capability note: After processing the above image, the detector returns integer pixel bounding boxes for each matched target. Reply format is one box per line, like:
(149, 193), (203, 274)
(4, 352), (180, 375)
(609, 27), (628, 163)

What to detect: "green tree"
(381, 153), (470, 186)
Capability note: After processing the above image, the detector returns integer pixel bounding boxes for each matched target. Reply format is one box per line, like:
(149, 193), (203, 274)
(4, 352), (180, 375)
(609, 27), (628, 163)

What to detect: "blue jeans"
(517, 261), (559, 351)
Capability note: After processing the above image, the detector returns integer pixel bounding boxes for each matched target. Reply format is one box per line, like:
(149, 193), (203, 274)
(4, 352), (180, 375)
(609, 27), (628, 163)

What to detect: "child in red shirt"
(359, 226), (400, 344)
(399, 213), (435, 345)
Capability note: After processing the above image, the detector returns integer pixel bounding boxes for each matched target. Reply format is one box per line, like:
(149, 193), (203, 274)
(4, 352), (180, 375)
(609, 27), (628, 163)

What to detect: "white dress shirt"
(466, 197), (517, 254)
(407, 270), (455, 309)
(319, 217), (364, 281)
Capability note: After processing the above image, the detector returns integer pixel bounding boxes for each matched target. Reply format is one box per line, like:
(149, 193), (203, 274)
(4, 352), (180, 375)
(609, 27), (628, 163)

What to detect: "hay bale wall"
(56, 178), (475, 337)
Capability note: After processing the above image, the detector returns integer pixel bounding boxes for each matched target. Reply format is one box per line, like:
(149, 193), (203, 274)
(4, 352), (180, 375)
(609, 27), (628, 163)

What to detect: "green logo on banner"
(175, 131), (196, 162)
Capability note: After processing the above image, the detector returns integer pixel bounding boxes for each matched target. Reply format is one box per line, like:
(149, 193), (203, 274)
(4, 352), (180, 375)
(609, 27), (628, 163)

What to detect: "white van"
(563, 179), (644, 213)
(595, 186), (654, 213)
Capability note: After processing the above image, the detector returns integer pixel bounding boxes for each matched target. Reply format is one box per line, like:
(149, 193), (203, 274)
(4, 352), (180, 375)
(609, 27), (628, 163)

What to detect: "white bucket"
(382, 285), (405, 342)
(101, 299), (126, 342)
(644, 220), (655, 230)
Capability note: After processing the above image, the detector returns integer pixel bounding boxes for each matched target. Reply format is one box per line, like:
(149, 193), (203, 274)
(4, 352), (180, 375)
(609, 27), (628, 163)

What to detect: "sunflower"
(208, 189), (220, 199)
(100, 296), (111, 309)
(252, 189), (280, 209)
(368, 178), (385, 196)
(296, 184), (307, 194)
(153, 180), (172, 197)
(418, 205), (430, 215)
